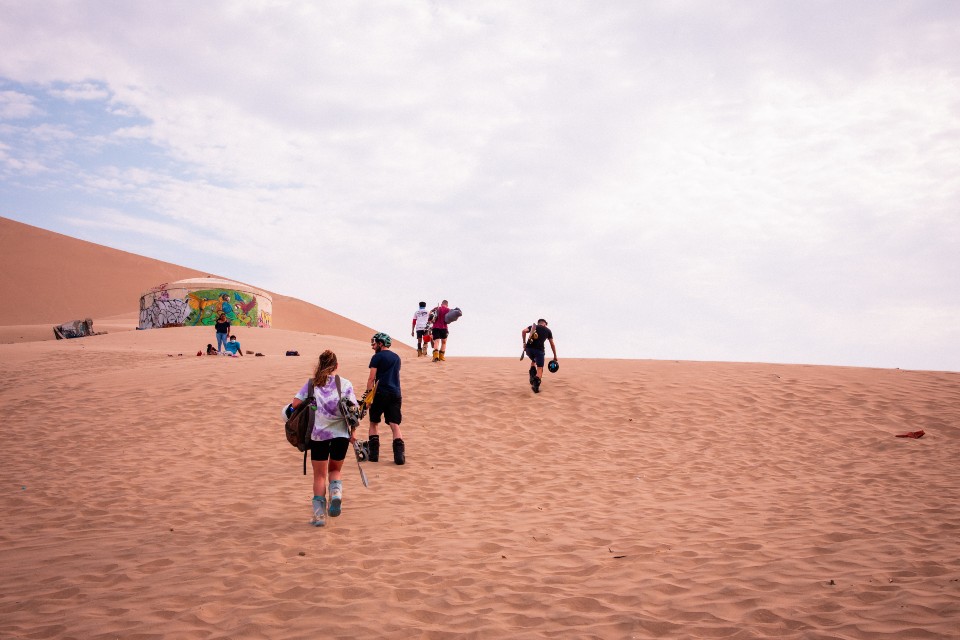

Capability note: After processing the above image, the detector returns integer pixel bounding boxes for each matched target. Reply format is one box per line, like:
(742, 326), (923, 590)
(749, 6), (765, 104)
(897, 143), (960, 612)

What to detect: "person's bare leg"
(311, 459), (329, 526)
(328, 458), (345, 517)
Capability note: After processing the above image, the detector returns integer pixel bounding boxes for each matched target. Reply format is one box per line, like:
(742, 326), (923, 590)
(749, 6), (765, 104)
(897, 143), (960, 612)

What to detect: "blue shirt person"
(224, 335), (243, 356)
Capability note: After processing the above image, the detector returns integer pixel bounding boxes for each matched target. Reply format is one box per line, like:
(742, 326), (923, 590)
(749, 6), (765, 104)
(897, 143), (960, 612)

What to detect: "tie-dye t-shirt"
(295, 375), (358, 441)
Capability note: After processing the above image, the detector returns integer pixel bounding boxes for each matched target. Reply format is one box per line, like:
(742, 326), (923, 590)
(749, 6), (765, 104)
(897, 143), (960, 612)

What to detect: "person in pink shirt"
(430, 299), (451, 362)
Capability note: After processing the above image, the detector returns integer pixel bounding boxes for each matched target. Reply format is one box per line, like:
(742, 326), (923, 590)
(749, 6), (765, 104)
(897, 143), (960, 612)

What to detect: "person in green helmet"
(365, 332), (405, 464)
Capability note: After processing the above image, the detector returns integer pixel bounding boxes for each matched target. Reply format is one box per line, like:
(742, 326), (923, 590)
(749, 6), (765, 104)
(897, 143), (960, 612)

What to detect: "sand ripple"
(1, 332), (958, 638)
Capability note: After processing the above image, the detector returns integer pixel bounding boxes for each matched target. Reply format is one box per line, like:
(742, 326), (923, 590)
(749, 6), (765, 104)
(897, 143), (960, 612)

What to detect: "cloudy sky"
(1, 1), (958, 370)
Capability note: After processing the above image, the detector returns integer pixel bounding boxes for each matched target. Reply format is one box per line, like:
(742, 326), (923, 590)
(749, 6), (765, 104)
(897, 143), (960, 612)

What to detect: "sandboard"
(352, 439), (370, 487)
(522, 320), (538, 361)
(525, 321), (540, 392)
(357, 380), (378, 420)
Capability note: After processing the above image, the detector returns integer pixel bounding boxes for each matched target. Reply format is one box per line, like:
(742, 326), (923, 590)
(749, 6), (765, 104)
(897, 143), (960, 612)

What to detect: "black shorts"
(370, 392), (402, 425)
(416, 330), (428, 339)
(310, 437), (349, 461)
(525, 347), (546, 367)
(432, 327), (449, 340)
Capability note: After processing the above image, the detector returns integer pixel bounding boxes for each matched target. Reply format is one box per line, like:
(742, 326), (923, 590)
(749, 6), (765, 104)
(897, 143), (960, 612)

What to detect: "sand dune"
(0, 216), (374, 341)
(1, 217), (958, 638)
(0, 326), (958, 638)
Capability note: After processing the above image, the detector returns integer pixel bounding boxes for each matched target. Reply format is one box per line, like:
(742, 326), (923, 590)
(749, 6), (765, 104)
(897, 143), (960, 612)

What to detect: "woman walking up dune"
(289, 350), (358, 526)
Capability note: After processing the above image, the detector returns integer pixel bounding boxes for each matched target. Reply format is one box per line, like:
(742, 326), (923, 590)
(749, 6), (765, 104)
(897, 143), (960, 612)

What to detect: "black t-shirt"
(215, 320), (231, 334)
(369, 349), (401, 396)
(526, 325), (553, 350)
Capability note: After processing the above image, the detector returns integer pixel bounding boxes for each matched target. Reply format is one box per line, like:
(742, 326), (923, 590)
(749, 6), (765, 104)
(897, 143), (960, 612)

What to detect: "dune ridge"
(0, 216), (374, 341)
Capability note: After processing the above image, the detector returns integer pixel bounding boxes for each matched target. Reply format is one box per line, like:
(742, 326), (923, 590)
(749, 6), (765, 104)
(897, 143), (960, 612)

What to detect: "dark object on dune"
(53, 318), (100, 340)
(895, 430), (925, 439)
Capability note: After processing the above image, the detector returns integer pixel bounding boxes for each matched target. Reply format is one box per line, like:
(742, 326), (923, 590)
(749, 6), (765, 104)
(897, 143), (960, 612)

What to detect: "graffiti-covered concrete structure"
(139, 278), (273, 329)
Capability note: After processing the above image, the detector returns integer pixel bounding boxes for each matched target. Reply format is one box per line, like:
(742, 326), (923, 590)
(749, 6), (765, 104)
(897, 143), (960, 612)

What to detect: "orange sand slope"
(0, 216), (373, 341)
(1, 327), (958, 639)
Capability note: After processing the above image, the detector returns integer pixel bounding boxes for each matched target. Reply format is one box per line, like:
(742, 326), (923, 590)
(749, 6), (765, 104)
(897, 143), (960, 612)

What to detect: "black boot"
(529, 365), (537, 385)
(368, 435), (380, 462)
(393, 438), (405, 465)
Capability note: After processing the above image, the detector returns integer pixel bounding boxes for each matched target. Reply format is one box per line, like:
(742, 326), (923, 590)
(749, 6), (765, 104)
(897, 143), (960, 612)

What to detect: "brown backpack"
(285, 380), (315, 474)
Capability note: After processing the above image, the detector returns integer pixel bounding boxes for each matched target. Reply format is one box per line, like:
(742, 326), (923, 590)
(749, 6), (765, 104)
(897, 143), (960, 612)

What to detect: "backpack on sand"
(285, 380), (316, 475)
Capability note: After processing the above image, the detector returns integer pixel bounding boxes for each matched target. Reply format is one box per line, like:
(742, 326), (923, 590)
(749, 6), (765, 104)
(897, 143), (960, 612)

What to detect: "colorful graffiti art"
(185, 289), (263, 327)
(139, 282), (272, 330)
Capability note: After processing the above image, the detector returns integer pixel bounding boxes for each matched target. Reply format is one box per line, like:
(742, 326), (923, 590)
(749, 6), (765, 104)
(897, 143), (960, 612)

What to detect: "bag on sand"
(285, 380), (316, 475)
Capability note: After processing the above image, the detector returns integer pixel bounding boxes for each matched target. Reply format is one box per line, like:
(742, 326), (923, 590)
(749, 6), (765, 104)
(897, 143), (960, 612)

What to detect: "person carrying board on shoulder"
(522, 319), (557, 393)
(430, 300), (451, 362)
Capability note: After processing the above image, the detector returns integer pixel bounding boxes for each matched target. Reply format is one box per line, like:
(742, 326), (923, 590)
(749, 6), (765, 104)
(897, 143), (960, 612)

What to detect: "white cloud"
(1, 1), (959, 370)
(0, 90), (40, 119)
(48, 82), (110, 102)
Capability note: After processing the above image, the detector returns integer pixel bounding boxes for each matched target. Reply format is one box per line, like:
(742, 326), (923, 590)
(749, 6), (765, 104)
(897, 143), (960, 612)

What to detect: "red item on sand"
(895, 430), (925, 438)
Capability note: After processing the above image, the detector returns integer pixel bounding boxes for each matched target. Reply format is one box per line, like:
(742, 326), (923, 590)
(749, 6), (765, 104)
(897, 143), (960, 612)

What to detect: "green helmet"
(372, 332), (392, 347)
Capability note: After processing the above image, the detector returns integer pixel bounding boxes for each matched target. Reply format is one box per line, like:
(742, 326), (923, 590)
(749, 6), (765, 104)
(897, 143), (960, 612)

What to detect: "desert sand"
(1, 218), (959, 639)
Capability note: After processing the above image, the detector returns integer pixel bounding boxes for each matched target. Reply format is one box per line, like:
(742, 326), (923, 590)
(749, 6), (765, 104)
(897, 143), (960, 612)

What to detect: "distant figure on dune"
(366, 332), (405, 465)
(214, 313), (230, 354)
(430, 300), (451, 362)
(289, 350), (358, 527)
(522, 319), (558, 394)
(412, 301), (431, 357)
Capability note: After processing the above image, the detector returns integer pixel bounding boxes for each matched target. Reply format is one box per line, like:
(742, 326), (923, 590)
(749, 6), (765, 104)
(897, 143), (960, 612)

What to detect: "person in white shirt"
(411, 301), (431, 357)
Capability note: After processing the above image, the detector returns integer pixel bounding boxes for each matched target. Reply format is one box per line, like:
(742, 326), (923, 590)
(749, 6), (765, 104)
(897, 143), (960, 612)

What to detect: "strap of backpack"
(335, 375), (356, 435)
(303, 380), (314, 476)
(335, 374), (346, 423)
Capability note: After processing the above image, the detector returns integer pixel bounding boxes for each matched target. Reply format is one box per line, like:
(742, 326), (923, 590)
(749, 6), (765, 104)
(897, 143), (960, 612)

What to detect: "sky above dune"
(1, 1), (958, 370)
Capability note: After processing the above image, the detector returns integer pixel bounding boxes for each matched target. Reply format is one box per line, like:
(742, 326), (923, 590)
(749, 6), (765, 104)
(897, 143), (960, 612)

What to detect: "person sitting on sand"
(224, 335), (243, 357)
(522, 319), (557, 394)
(206, 343), (218, 355)
(289, 350), (359, 527)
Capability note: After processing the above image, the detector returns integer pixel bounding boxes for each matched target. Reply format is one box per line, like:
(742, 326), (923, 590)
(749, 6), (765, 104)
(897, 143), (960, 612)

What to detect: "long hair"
(312, 350), (338, 387)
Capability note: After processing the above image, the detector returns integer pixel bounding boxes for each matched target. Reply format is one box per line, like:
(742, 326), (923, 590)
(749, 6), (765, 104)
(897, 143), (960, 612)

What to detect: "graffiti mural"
(258, 309), (272, 328)
(140, 298), (191, 329)
(138, 279), (272, 330)
(185, 289), (261, 326)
